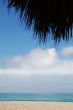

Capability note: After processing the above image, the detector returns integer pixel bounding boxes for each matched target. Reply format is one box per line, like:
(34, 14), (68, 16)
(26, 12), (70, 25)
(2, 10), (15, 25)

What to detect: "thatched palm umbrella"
(8, 0), (73, 43)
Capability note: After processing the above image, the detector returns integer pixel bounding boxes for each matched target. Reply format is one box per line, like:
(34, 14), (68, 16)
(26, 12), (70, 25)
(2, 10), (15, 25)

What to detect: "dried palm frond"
(8, 0), (73, 42)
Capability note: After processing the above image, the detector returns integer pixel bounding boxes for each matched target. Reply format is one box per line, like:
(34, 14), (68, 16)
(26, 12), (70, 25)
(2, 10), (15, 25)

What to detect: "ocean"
(0, 93), (73, 102)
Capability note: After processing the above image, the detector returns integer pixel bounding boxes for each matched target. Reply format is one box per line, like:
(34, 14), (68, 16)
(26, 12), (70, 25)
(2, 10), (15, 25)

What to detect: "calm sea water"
(0, 93), (73, 102)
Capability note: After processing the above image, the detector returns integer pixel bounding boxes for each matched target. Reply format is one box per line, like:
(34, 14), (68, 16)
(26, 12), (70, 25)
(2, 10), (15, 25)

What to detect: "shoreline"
(0, 101), (73, 102)
(0, 101), (73, 110)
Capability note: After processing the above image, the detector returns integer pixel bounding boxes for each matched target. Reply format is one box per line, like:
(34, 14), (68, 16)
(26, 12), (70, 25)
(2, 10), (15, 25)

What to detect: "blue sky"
(0, 2), (73, 58)
(0, 2), (53, 57)
(0, 1), (73, 93)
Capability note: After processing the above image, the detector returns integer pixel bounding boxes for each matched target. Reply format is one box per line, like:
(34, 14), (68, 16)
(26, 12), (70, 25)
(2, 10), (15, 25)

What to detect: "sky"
(0, 1), (73, 93)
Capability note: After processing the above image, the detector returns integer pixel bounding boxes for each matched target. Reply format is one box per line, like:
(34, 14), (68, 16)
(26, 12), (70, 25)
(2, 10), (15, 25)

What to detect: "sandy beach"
(0, 101), (73, 110)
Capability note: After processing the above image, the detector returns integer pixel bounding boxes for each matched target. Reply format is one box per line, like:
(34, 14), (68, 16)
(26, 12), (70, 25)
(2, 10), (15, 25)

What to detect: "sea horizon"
(0, 93), (73, 102)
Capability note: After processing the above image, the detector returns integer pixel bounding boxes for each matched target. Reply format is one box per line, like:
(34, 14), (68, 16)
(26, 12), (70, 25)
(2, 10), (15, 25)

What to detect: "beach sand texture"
(0, 102), (73, 110)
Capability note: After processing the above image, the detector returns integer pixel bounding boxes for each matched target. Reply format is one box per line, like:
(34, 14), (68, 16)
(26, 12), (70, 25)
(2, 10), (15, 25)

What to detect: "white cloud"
(61, 46), (73, 57)
(0, 47), (73, 75)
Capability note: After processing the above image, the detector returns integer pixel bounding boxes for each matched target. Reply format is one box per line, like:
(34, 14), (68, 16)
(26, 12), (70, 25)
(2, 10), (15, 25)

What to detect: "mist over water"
(0, 74), (73, 93)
